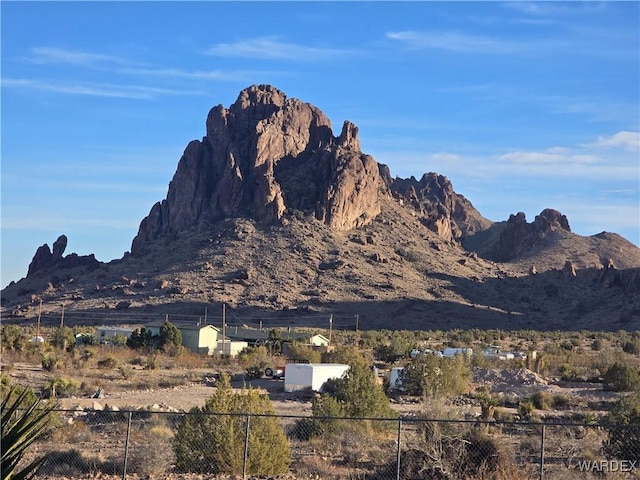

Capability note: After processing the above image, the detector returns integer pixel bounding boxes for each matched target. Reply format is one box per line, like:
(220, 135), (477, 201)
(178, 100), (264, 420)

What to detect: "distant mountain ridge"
(3, 85), (639, 331)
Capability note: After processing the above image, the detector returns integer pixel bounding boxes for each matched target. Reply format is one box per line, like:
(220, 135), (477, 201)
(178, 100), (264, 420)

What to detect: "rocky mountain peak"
(26, 234), (98, 278)
(132, 85), (379, 256)
(493, 209), (572, 261)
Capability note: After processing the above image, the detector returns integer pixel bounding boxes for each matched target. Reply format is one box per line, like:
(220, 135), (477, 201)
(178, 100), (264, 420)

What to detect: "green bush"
(603, 390), (640, 462)
(603, 362), (640, 392)
(1, 325), (28, 351)
(43, 376), (80, 399)
(173, 373), (290, 475)
(159, 321), (182, 351)
(50, 327), (75, 351)
(401, 353), (472, 398)
(41, 353), (59, 372)
(322, 363), (396, 419)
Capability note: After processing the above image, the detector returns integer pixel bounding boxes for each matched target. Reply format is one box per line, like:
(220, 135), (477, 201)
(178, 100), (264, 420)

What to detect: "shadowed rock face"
(386, 173), (492, 243)
(27, 234), (98, 277)
(493, 209), (572, 261)
(131, 85), (381, 255)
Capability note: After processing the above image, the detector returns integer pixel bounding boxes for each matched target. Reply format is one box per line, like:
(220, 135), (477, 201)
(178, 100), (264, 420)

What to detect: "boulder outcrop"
(493, 209), (572, 262)
(132, 85), (380, 255)
(27, 235), (98, 277)
(386, 173), (491, 243)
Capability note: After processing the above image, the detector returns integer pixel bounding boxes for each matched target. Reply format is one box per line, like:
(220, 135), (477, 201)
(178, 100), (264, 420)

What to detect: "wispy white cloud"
(205, 36), (357, 61)
(503, 1), (607, 17)
(498, 150), (598, 166)
(28, 46), (131, 66)
(583, 131), (640, 151)
(386, 30), (519, 55)
(117, 66), (286, 82)
(2, 78), (202, 99)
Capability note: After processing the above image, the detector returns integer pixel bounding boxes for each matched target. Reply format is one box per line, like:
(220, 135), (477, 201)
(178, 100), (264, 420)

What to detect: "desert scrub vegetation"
(174, 373), (290, 475)
(603, 388), (640, 462)
(401, 352), (472, 398)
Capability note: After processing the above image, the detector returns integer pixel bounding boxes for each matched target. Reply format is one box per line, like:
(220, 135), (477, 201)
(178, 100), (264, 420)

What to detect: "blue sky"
(2, 1), (639, 288)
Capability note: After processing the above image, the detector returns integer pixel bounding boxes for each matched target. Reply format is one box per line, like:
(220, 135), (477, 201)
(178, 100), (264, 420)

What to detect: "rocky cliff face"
(493, 209), (572, 261)
(385, 173), (492, 243)
(131, 85), (380, 255)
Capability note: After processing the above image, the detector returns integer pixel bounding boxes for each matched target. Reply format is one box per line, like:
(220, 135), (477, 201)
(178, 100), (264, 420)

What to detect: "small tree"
(127, 328), (155, 350)
(401, 353), (472, 398)
(173, 373), (290, 475)
(603, 362), (640, 392)
(50, 327), (75, 351)
(323, 363), (397, 419)
(158, 322), (182, 351)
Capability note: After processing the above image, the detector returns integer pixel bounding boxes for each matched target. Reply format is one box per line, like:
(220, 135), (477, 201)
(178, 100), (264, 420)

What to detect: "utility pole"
(36, 300), (42, 343)
(222, 303), (226, 356)
(60, 303), (65, 328)
(355, 314), (359, 332)
(329, 314), (333, 344)
(204, 306), (208, 325)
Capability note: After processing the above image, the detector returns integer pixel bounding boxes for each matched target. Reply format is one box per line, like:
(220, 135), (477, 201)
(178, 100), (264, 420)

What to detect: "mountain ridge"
(2, 85), (639, 330)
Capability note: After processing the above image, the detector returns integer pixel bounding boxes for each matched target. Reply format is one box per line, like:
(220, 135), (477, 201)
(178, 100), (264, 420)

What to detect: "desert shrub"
(174, 373), (290, 475)
(97, 357), (118, 369)
(119, 366), (133, 379)
(50, 326), (76, 351)
(382, 421), (516, 479)
(41, 352), (60, 371)
(401, 353), (472, 398)
(530, 391), (554, 410)
(552, 394), (571, 408)
(43, 376), (80, 399)
(591, 338), (604, 351)
(1, 325), (28, 351)
(518, 400), (535, 420)
(374, 332), (413, 363)
(603, 390), (640, 462)
(245, 365), (263, 379)
(237, 345), (273, 370)
(322, 344), (374, 367)
(603, 362), (640, 392)
(286, 342), (321, 364)
(622, 339), (640, 355)
(127, 416), (176, 476)
(475, 389), (500, 420)
(293, 362), (395, 441)
(322, 363), (396, 419)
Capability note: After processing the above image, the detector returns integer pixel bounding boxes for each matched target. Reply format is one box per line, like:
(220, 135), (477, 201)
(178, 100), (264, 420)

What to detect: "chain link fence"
(18, 409), (640, 479)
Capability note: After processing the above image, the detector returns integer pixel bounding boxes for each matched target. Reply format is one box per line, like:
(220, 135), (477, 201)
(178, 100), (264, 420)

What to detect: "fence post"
(538, 423), (546, 480)
(396, 418), (402, 480)
(122, 411), (133, 480)
(243, 414), (251, 479)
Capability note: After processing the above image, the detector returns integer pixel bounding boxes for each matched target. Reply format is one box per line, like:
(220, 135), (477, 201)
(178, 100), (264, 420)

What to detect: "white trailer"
(284, 363), (350, 392)
(388, 367), (406, 390)
(442, 347), (473, 358)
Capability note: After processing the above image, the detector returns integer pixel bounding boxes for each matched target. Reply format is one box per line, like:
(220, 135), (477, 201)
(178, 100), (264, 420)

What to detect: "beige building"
(146, 321), (247, 356)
